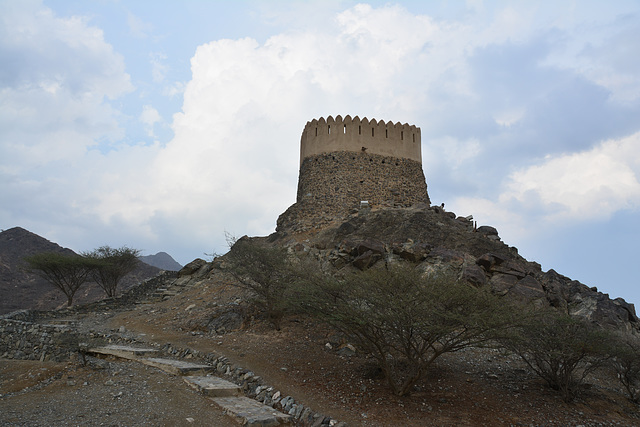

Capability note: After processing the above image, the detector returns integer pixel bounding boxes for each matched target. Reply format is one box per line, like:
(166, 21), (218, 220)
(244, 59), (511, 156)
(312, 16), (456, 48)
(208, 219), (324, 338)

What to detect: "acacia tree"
(610, 333), (640, 403)
(224, 236), (299, 330)
(297, 264), (516, 396)
(83, 246), (140, 297)
(501, 310), (612, 402)
(23, 252), (98, 306)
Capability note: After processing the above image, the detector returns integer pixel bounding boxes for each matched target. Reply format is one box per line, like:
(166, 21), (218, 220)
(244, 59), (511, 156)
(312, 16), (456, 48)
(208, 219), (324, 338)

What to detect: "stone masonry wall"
(0, 272), (177, 362)
(0, 318), (80, 362)
(277, 151), (430, 233)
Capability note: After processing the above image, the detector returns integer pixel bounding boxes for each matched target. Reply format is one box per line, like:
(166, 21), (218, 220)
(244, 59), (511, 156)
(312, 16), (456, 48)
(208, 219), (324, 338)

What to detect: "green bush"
(501, 310), (612, 402)
(224, 237), (300, 330)
(610, 333), (640, 403)
(297, 263), (516, 396)
(83, 246), (140, 297)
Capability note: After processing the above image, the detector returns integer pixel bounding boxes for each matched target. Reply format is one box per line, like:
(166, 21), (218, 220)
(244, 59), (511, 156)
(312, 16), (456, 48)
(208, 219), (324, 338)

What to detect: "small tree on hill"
(224, 237), (299, 330)
(23, 252), (98, 306)
(501, 309), (613, 402)
(610, 333), (640, 403)
(83, 246), (141, 298)
(297, 263), (517, 396)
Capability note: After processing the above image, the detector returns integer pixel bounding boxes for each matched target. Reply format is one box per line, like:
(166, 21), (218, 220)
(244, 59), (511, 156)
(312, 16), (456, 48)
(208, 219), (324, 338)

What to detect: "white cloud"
(127, 10), (153, 39)
(448, 132), (640, 245)
(501, 132), (640, 221)
(139, 105), (161, 137)
(150, 52), (168, 83)
(0, 0), (133, 171)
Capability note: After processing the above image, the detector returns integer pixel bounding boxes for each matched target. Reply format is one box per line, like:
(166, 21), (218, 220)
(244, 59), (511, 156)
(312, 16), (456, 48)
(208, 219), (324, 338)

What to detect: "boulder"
(492, 260), (527, 279)
(477, 225), (498, 236)
(509, 276), (545, 301)
(476, 253), (507, 271)
(352, 250), (382, 270)
(477, 253), (526, 278)
(337, 240), (359, 257)
(178, 258), (208, 277)
(356, 239), (385, 256)
(391, 241), (431, 262)
(428, 247), (464, 264)
(489, 274), (518, 296)
(462, 264), (487, 287)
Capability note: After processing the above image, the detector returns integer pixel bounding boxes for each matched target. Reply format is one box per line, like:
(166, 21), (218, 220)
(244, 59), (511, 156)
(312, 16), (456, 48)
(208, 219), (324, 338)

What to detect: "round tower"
(277, 115), (430, 233)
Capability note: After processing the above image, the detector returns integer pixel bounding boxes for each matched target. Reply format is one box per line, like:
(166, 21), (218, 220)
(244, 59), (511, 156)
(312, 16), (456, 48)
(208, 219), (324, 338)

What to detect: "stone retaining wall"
(0, 272), (176, 361)
(0, 318), (80, 362)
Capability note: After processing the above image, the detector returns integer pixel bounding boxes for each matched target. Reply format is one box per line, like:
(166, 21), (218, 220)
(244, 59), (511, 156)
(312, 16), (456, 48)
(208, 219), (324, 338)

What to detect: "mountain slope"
(139, 252), (182, 271)
(0, 227), (160, 314)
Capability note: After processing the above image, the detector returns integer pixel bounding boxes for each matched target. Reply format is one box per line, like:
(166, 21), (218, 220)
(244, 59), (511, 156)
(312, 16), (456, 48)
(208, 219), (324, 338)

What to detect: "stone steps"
(183, 375), (242, 397)
(139, 357), (214, 376)
(87, 345), (158, 360)
(85, 344), (291, 425)
(212, 396), (291, 427)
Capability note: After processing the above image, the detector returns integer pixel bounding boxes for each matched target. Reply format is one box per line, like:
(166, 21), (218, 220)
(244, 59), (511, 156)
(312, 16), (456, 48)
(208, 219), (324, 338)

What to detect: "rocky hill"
(272, 204), (638, 333)
(0, 227), (161, 314)
(139, 252), (182, 271)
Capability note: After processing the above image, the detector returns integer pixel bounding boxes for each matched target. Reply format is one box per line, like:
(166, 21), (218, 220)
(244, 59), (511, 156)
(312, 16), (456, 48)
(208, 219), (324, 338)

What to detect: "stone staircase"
(87, 344), (291, 426)
(140, 260), (213, 304)
(143, 281), (185, 303)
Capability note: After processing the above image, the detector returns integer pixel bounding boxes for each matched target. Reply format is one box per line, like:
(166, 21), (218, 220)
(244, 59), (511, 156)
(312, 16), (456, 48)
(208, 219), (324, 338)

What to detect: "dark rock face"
(272, 205), (638, 332)
(178, 258), (209, 278)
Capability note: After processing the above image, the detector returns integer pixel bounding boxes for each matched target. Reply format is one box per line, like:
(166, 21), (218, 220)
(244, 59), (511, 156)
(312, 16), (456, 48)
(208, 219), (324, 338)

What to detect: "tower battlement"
(300, 115), (421, 165)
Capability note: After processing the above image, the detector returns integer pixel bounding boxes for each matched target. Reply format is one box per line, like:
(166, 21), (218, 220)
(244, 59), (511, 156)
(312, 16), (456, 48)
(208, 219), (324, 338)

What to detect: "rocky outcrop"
(272, 205), (639, 332)
(178, 258), (210, 278)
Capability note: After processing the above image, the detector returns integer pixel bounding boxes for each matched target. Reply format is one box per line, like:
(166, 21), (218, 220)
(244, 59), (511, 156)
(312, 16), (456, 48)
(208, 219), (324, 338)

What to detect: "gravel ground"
(0, 357), (232, 426)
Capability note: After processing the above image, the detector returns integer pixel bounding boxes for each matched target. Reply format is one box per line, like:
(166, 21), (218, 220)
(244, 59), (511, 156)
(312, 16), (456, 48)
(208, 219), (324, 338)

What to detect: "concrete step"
(211, 396), (291, 426)
(140, 357), (214, 376)
(87, 345), (159, 360)
(183, 376), (242, 397)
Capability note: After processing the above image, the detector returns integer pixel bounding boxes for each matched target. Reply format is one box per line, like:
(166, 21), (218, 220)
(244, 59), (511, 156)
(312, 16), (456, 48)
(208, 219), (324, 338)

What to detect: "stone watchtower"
(277, 115), (430, 233)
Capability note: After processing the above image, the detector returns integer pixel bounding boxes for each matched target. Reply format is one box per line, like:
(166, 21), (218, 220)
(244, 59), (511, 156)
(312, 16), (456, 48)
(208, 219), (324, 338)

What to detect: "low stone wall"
(0, 272), (176, 362)
(0, 318), (80, 362)
(22, 271), (178, 322)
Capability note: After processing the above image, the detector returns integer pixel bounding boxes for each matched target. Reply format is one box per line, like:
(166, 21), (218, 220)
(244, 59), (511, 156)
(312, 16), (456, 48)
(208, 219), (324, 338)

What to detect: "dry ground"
(2, 273), (640, 426)
(0, 358), (233, 426)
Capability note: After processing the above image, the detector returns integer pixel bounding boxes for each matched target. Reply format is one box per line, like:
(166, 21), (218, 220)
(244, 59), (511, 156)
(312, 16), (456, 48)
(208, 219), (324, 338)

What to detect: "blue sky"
(1, 0), (640, 305)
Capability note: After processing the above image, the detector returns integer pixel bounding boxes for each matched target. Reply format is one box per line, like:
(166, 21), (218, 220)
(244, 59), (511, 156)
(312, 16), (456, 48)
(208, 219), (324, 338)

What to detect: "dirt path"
(0, 358), (232, 426)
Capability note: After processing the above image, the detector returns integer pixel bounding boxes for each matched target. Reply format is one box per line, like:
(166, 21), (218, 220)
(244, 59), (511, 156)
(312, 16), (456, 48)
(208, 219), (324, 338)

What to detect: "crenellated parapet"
(300, 115), (421, 165)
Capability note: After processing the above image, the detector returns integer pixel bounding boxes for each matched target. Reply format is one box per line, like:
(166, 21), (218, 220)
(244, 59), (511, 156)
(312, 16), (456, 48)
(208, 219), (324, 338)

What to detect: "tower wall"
(277, 116), (429, 234)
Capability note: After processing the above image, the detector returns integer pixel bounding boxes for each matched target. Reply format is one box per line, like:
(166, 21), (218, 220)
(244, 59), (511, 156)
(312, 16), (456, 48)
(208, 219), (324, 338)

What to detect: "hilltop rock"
(271, 205), (638, 332)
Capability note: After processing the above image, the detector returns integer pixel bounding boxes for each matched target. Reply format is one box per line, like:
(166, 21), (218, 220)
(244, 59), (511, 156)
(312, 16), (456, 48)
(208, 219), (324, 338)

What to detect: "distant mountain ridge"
(0, 227), (161, 314)
(139, 252), (182, 271)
